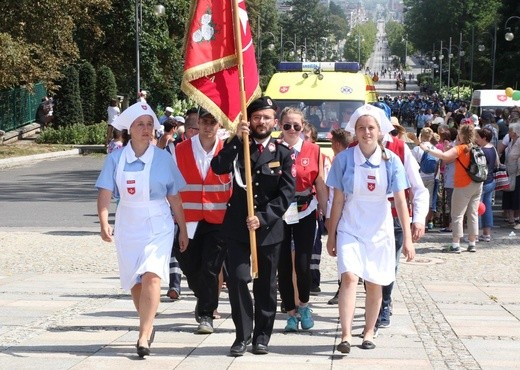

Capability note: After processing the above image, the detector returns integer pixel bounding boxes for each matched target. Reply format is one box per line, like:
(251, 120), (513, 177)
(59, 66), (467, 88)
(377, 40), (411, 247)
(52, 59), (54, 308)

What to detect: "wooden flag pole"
(231, 0), (258, 279)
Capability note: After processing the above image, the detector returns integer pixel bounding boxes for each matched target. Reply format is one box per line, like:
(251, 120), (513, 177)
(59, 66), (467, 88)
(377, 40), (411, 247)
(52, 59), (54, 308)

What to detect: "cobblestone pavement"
(0, 208), (519, 369)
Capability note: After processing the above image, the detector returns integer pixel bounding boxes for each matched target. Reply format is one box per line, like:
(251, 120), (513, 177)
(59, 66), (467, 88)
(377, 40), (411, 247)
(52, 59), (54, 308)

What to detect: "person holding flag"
(211, 97), (295, 356)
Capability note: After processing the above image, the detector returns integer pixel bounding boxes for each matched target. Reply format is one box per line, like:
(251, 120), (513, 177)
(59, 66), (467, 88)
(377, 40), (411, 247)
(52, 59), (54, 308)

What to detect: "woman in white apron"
(96, 102), (188, 357)
(326, 105), (414, 353)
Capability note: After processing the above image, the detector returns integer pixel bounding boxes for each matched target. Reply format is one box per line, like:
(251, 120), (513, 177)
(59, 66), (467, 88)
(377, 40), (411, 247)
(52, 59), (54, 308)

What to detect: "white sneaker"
(463, 236), (478, 243)
(478, 235), (491, 242)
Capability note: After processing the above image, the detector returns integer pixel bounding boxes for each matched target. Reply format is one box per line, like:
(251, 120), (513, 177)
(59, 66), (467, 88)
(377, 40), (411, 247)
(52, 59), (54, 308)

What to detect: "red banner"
(181, 0), (261, 129)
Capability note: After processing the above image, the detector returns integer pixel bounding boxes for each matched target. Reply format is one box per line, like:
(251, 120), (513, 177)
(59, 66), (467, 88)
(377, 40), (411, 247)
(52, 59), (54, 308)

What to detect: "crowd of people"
(95, 91), (520, 359)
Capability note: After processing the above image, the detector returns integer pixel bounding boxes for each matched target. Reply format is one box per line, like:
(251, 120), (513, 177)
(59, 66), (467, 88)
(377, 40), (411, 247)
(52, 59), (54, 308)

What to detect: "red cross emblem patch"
(279, 86), (289, 93)
(367, 183), (375, 192)
(127, 187), (136, 195)
(301, 158), (309, 166)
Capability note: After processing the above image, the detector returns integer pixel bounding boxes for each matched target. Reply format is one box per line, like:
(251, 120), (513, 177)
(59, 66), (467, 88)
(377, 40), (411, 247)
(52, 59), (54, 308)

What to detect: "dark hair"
(164, 119), (177, 133)
(477, 128), (493, 142)
(185, 107), (199, 115)
(440, 132), (451, 142)
(449, 127), (458, 141)
(330, 128), (350, 149)
(304, 123), (318, 143)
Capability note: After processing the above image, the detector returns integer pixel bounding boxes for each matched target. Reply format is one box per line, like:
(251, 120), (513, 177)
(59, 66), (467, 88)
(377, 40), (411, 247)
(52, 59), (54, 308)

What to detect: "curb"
(0, 149), (81, 169)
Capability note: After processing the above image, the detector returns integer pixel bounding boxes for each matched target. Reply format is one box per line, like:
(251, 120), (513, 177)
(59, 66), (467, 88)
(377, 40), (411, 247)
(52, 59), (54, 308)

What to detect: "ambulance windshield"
(275, 100), (364, 141)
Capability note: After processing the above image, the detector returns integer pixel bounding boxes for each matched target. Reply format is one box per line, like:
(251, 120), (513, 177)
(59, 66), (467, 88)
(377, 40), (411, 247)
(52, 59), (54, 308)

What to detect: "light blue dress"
(96, 145), (185, 198)
(327, 145), (409, 285)
(96, 143), (186, 290)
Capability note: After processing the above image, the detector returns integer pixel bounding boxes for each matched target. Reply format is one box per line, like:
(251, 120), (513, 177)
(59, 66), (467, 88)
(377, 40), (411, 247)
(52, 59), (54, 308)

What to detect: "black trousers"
(278, 212), (316, 312)
(226, 238), (281, 346)
(174, 221), (226, 317)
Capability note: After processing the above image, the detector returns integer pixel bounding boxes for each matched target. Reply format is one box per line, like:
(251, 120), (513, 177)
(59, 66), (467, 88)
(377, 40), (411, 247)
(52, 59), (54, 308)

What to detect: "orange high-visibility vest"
(176, 139), (232, 224)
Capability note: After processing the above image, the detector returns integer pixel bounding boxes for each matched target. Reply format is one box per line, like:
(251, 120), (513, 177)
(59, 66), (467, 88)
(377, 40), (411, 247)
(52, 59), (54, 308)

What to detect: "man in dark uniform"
(211, 96), (295, 356)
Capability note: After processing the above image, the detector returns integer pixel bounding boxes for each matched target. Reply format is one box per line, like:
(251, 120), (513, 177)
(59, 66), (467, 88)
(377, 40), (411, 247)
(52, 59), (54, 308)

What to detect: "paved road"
(0, 152), (519, 369)
(0, 155), (105, 229)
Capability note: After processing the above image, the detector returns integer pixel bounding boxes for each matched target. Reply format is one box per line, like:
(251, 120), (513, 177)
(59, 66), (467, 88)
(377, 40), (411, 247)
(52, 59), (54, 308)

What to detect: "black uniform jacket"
(210, 135), (295, 246)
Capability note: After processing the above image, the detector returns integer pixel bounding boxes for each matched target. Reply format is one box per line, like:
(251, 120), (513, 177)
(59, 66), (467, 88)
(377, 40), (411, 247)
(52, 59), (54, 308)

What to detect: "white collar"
(282, 137), (303, 151)
(254, 137), (271, 148)
(125, 141), (154, 164)
(192, 134), (218, 155)
(353, 144), (382, 166)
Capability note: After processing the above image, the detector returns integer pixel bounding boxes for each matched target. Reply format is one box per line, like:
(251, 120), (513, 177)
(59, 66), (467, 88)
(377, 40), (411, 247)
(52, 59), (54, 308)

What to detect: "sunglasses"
(282, 123), (302, 131)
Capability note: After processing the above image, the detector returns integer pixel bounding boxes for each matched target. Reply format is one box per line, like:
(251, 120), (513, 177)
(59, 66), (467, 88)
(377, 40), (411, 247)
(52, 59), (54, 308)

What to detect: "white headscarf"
(111, 102), (160, 132)
(344, 104), (395, 135)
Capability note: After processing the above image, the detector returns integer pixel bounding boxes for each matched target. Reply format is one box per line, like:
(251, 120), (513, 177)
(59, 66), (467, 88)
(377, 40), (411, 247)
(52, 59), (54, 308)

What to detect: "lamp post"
(257, 31), (276, 69)
(135, 1), (165, 96)
(504, 16), (520, 41)
(281, 41), (296, 61)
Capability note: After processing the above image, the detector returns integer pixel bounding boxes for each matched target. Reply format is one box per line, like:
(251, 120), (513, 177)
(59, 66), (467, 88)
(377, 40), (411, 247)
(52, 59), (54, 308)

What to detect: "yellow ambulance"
(265, 62), (378, 142)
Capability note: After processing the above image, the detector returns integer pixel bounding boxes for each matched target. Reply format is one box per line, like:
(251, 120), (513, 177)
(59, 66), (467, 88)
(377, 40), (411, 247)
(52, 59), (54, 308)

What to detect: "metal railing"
(0, 83), (47, 132)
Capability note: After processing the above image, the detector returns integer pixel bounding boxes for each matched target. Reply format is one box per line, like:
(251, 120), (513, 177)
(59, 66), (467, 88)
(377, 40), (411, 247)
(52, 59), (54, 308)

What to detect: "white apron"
(336, 160), (396, 285)
(114, 145), (174, 290)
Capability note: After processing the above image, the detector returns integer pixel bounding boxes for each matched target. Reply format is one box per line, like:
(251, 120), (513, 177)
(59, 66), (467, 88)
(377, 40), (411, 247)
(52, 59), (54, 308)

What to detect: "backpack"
(457, 145), (488, 183)
(419, 150), (438, 174)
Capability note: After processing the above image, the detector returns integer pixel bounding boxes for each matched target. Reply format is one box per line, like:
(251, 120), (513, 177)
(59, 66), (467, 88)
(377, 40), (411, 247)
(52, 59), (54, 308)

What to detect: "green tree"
(76, 0), (190, 106)
(53, 65), (84, 126)
(0, 0), (111, 91)
(403, 0), (503, 88)
(78, 62), (97, 124)
(343, 21), (377, 67)
(280, 0), (331, 62)
(385, 21), (414, 69)
(96, 66), (118, 123)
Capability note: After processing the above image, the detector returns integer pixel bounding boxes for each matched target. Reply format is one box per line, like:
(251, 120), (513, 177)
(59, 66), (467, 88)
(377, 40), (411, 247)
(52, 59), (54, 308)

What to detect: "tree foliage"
(343, 21), (377, 67)
(95, 66), (118, 123)
(53, 65), (84, 126)
(78, 62), (97, 125)
(385, 21), (414, 69)
(0, 0), (111, 91)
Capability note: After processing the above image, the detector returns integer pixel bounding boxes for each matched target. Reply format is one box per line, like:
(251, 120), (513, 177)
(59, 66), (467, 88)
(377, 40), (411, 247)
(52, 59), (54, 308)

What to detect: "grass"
(0, 140), (75, 159)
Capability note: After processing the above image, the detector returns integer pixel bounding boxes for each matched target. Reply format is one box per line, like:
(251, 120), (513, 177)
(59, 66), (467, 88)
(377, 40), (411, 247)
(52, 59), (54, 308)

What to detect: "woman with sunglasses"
(277, 107), (328, 332)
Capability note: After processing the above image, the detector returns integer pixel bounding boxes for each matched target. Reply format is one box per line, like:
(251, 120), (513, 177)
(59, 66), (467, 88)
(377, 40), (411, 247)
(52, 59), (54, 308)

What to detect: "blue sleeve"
(326, 151), (347, 193)
(389, 154), (409, 193)
(95, 151), (122, 193)
(149, 148), (186, 198)
(167, 159), (186, 195)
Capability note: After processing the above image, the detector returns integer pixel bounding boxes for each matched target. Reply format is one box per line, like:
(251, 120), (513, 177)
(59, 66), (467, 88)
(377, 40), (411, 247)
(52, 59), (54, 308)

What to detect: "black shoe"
(337, 340), (351, 353)
(229, 335), (252, 357)
(361, 340), (376, 350)
(327, 290), (339, 305)
(197, 316), (214, 334)
(252, 343), (269, 355)
(310, 285), (321, 295)
(136, 341), (150, 358)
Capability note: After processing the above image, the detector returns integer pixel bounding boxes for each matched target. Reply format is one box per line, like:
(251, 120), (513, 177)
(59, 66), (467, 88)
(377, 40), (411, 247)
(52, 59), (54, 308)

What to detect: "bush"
(53, 65), (84, 126)
(78, 61), (97, 124)
(37, 122), (107, 145)
(96, 66), (117, 123)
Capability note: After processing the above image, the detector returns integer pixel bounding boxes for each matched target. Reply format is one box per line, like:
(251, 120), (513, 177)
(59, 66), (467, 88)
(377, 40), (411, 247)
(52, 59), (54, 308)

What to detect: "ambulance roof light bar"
(277, 62), (360, 73)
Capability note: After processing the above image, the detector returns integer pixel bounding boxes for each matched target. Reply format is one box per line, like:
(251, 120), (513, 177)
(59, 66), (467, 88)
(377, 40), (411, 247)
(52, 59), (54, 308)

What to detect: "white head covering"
(344, 104), (394, 135)
(111, 102), (160, 132)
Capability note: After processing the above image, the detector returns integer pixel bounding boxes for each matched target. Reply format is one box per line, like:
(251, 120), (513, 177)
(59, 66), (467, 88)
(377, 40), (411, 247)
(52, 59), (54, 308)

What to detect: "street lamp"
(257, 31), (276, 69)
(135, 1), (165, 96)
(281, 41), (296, 61)
(504, 16), (520, 41)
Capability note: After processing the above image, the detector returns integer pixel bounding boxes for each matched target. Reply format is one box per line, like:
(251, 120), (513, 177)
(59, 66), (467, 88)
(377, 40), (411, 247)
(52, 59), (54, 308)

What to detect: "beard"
(251, 128), (272, 140)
